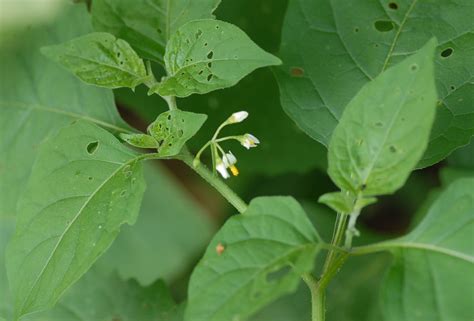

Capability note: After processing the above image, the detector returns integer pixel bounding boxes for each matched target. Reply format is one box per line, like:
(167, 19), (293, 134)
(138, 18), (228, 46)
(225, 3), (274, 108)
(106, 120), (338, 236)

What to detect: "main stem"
(302, 273), (325, 321)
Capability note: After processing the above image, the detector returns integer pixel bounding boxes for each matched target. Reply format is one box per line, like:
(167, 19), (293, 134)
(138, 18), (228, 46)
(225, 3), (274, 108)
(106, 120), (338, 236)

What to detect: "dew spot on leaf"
(207, 51), (214, 59)
(410, 64), (418, 72)
(86, 141), (99, 154)
(374, 20), (394, 32)
(207, 74), (213, 81)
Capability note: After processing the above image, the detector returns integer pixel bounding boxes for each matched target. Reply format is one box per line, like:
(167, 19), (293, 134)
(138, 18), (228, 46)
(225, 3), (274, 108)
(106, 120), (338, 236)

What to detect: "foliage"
(1, 1), (472, 321)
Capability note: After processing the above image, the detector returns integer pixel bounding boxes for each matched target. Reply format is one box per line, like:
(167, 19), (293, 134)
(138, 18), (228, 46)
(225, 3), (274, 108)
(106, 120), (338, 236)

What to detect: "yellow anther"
(230, 165), (239, 176)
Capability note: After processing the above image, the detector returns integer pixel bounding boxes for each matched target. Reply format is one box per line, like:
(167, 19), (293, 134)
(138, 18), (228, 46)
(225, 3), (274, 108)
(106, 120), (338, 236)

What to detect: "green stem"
(179, 150), (248, 214)
(302, 273), (325, 321)
(322, 213), (347, 273)
(163, 96), (177, 110)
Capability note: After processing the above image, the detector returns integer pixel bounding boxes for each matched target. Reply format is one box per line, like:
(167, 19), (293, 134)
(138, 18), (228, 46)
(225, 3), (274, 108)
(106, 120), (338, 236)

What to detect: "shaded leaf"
(42, 32), (148, 89)
(185, 197), (320, 321)
(97, 163), (214, 285)
(6, 121), (146, 318)
(328, 39), (437, 196)
(23, 266), (177, 321)
(92, 0), (221, 63)
(276, 0), (474, 167)
(153, 20), (281, 97)
(355, 178), (474, 321)
(148, 110), (207, 156)
(0, 3), (130, 219)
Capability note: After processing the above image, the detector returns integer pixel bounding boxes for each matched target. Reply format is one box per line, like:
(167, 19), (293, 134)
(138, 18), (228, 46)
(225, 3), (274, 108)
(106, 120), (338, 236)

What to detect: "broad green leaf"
(152, 20), (282, 97)
(148, 110), (207, 156)
(120, 133), (158, 149)
(92, 0), (221, 63)
(185, 196), (320, 321)
(97, 163), (214, 285)
(0, 3), (130, 219)
(6, 121), (146, 318)
(23, 267), (177, 321)
(276, 0), (474, 168)
(42, 32), (148, 89)
(355, 178), (474, 321)
(328, 39), (437, 196)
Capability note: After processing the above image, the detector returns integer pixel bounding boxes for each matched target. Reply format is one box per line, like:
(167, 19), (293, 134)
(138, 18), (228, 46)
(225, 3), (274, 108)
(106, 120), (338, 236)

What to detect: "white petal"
(223, 152), (237, 166)
(229, 111), (248, 123)
(216, 162), (230, 179)
(245, 133), (260, 144)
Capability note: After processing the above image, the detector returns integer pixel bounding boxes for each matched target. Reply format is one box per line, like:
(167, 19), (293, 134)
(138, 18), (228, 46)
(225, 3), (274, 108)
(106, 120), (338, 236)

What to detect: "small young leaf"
(41, 32), (148, 89)
(6, 121), (146, 318)
(357, 178), (474, 321)
(151, 20), (282, 97)
(148, 110), (207, 156)
(328, 39), (438, 196)
(120, 133), (158, 149)
(92, 0), (221, 63)
(185, 196), (320, 321)
(318, 191), (354, 214)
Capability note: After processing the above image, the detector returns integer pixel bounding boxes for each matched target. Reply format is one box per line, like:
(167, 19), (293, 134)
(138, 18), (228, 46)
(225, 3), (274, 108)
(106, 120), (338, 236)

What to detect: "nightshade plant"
(0, 1), (473, 321)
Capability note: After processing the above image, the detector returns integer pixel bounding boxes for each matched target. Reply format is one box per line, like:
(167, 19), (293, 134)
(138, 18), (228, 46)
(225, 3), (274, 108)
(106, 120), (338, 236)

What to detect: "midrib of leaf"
(359, 72), (417, 186)
(0, 101), (132, 133)
(19, 156), (140, 313)
(353, 241), (474, 264)
(381, 0), (419, 72)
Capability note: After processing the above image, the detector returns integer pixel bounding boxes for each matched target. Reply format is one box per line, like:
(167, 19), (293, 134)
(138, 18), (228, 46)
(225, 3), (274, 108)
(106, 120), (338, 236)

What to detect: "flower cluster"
(193, 111), (260, 179)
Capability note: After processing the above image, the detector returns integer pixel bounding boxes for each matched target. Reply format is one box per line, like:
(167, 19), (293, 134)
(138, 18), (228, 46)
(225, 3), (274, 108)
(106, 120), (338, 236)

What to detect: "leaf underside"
(379, 178), (474, 321)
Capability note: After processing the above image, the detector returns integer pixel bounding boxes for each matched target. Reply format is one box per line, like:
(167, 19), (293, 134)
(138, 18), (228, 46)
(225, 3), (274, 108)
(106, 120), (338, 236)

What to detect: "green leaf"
(97, 163), (214, 285)
(318, 191), (354, 214)
(148, 110), (207, 156)
(42, 32), (148, 89)
(23, 267), (177, 321)
(152, 20), (282, 97)
(185, 196), (320, 321)
(276, 0), (474, 168)
(355, 178), (474, 321)
(448, 139), (474, 169)
(0, 219), (15, 320)
(327, 39), (437, 196)
(6, 121), (146, 318)
(92, 0), (221, 63)
(0, 3), (131, 219)
(120, 133), (158, 149)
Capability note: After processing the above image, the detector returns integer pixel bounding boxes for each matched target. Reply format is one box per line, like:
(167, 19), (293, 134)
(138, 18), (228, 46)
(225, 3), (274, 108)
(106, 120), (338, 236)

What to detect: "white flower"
(228, 111), (248, 124)
(216, 151), (239, 178)
(222, 151), (237, 167)
(216, 159), (230, 179)
(240, 133), (260, 149)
